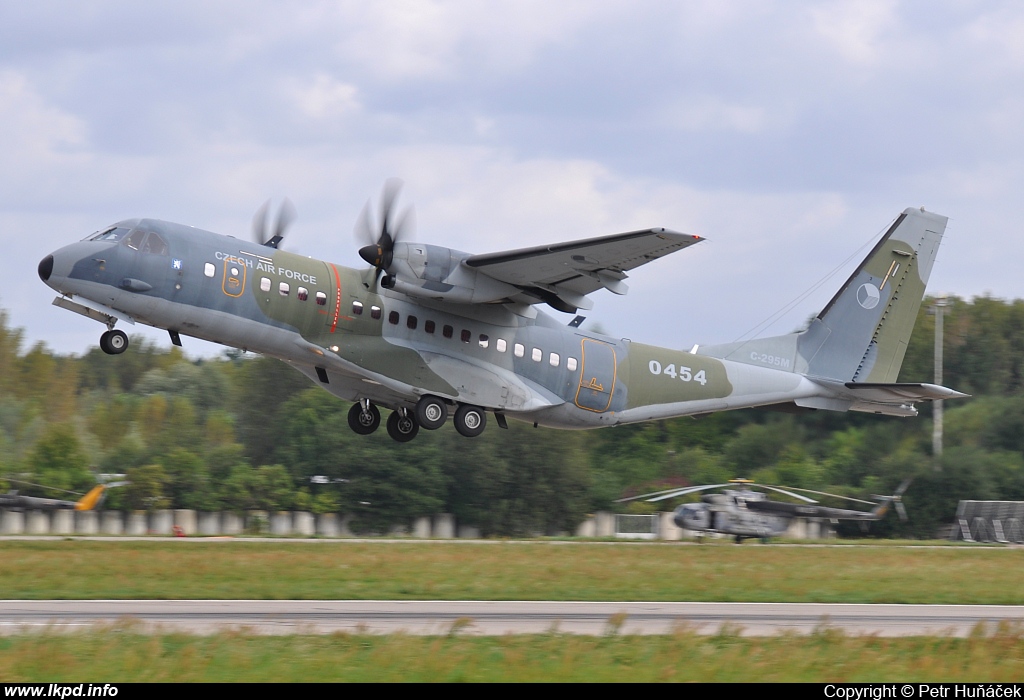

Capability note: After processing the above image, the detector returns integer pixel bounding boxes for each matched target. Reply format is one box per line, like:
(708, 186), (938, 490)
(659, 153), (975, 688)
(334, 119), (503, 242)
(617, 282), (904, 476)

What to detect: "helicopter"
(0, 477), (127, 511)
(619, 478), (911, 542)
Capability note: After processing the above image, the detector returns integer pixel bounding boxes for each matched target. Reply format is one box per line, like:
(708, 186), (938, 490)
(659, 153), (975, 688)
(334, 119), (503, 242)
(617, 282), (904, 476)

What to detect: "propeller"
(252, 198), (296, 249)
(356, 178), (415, 282)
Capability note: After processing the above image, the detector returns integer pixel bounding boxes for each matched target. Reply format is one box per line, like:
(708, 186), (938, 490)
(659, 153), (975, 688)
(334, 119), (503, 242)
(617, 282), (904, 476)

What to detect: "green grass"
(2, 539), (1023, 603)
(2, 623), (1024, 682)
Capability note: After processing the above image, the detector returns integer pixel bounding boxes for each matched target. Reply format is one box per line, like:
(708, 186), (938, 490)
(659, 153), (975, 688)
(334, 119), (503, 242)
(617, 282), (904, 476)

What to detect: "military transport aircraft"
(621, 478), (912, 543)
(38, 180), (966, 442)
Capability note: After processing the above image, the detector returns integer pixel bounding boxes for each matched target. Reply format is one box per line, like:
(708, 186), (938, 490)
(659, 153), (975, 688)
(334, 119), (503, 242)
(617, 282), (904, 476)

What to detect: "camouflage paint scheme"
(39, 207), (965, 439)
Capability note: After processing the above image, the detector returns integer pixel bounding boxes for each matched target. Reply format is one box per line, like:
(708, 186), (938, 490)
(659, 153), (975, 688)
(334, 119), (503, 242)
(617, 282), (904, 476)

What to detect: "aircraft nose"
(38, 254), (54, 282)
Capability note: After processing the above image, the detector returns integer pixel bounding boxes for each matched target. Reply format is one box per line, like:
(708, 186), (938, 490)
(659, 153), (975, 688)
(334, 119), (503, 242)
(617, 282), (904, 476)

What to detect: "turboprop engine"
(379, 242), (521, 305)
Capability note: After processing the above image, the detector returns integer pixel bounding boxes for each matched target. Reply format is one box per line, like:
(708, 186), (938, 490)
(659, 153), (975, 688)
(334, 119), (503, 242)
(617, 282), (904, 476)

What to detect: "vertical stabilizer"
(698, 208), (947, 383)
(799, 207), (946, 382)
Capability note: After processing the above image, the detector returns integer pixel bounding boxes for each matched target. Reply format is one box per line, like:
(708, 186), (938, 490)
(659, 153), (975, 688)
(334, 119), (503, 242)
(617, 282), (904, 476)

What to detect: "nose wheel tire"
(386, 410), (419, 443)
(454, 404), (487, 438)
(415, 395), (448, 430)
(99, 329), (129, 355)
(347, 402), (381, 435)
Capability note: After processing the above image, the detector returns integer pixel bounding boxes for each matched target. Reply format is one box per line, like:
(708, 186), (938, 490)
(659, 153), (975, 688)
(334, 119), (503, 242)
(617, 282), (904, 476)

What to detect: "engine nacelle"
(384, 242), (520, 304)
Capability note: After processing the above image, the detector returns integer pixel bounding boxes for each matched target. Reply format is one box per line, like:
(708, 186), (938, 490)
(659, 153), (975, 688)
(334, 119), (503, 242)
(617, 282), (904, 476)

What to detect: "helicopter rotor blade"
(764, 484), (877, 506)
(754, 484), (819, 503)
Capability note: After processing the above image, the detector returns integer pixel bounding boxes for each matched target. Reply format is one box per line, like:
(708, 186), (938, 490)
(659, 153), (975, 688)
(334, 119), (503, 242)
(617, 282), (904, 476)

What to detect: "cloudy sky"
(2, 1), (1022, 358)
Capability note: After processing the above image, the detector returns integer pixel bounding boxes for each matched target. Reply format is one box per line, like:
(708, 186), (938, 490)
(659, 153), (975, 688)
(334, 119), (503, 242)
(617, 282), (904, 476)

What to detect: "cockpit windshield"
(87, 226), (131, 242)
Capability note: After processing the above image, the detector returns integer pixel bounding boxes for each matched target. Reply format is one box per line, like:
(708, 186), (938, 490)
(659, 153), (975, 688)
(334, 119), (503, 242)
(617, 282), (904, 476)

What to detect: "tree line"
(2, 295), (1024, 537)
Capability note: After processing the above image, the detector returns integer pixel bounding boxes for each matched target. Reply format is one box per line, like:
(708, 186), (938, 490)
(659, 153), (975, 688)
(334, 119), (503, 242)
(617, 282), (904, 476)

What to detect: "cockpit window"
(88, 227), (130, 242)
(124, 229), (146, 250)
(141, 232), (169, 256)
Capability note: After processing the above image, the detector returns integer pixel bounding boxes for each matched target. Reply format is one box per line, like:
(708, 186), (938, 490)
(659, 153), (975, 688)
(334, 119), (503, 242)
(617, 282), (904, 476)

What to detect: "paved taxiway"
(2, 601), (1023, 636)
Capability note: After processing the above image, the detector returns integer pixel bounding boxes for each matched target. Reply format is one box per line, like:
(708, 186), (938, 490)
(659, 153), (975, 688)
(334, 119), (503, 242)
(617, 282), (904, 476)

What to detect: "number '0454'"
(648, 360), (706, 385)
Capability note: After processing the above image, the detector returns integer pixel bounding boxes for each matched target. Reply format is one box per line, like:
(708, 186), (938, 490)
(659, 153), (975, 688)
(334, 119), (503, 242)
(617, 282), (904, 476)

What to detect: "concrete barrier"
(26, 510), (49, 535)
(316, 513), (338, 537)
(198, 512), (220, 535)
(101, 511), (123, 535)
(659, 511), (683, 541)
(51, 510), (74, 534)
(576, 516), (596, 537)
(293, 512), (315, 537)
(432, 513), (455, 539)
(0, 508), (851, 541)
(222, 512), (243, 535)
(412, 516), (431, 538)
(174, 510), (197, 536)
(1, 510), (24, 535)
(126, 512), (147, 535)
(75, 511), (98, 535)
(270, 512), (292, 536)
(594, 511), (615, 537)
(150, 510), (173, 535)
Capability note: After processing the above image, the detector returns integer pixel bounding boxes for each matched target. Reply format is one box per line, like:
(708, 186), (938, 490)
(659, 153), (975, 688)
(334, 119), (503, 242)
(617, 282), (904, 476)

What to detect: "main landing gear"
(348, 396), (490, 442)
(99, 329), (129, 355)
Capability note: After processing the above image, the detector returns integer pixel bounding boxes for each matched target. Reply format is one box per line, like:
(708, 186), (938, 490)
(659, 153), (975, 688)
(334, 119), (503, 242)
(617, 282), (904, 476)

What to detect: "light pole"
(932, 295), (948, 466)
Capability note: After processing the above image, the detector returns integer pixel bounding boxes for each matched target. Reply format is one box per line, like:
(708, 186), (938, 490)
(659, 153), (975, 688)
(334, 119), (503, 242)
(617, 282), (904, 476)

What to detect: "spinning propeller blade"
(252, 198), (296, 249)
(356, 178), (415, 281)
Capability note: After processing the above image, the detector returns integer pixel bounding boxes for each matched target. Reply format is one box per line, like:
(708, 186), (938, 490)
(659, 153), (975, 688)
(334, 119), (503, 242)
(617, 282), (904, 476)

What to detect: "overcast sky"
(2, 1), (1022, 358)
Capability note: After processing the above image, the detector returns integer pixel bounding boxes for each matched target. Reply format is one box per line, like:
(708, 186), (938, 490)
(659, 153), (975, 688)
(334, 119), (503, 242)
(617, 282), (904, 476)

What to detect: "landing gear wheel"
(454, 404), (487, 438)
(386, 410), (419, 443)
(347, 402), (381, 435)
(100, 329), (129, 355)
(415, 395), (447, 430)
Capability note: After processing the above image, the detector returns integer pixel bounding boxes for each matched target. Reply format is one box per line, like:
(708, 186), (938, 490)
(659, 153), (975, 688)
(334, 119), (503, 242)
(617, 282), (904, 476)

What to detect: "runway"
(2, 600), (1023, 636)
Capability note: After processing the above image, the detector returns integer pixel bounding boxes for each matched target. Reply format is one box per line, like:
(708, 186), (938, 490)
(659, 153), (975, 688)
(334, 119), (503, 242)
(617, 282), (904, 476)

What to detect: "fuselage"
(38, 218), (864, 432)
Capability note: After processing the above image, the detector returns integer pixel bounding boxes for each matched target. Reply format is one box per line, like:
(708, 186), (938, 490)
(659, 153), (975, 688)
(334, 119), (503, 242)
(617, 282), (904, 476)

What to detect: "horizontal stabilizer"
(803, 379), (970, 417)
(841, 382), (969, 402)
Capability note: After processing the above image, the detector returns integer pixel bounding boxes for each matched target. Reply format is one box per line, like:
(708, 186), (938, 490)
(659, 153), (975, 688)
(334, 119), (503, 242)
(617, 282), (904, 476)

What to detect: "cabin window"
(478, 334), (489, 349)
(316, 291), (327, 306)
(279, 282), (290, 296)
(389, 311), (399, 325)
(532, 348), (542, 362)
(352, 300), (363, 315)
(260, 277), (272, 292)
(407, 315), (417, 330)
(443, 325), (454, 339)
(370, 306), (381, 319)
(514, 343), (525, 358)
(461, 329), (471, 343)
(205, 263), (216, 278)
(298, 287), (308, 301)
(496, 339), (507, 353)
(567, 357), (578, 371)
(549, 352), (560, 367)
(425, 320), (435, 334)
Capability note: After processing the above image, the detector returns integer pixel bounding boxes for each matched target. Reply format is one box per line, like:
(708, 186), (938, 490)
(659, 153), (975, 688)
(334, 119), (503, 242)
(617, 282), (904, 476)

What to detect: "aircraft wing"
(464, 228), (702, 312)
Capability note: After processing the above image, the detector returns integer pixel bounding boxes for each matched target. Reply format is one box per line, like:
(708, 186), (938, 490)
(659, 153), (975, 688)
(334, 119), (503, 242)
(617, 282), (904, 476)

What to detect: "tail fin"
(870, 478), (912, 520)
(74, 485), (106, 511)
(699, 207), (947, 382)
(800, 208), (946, 382)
